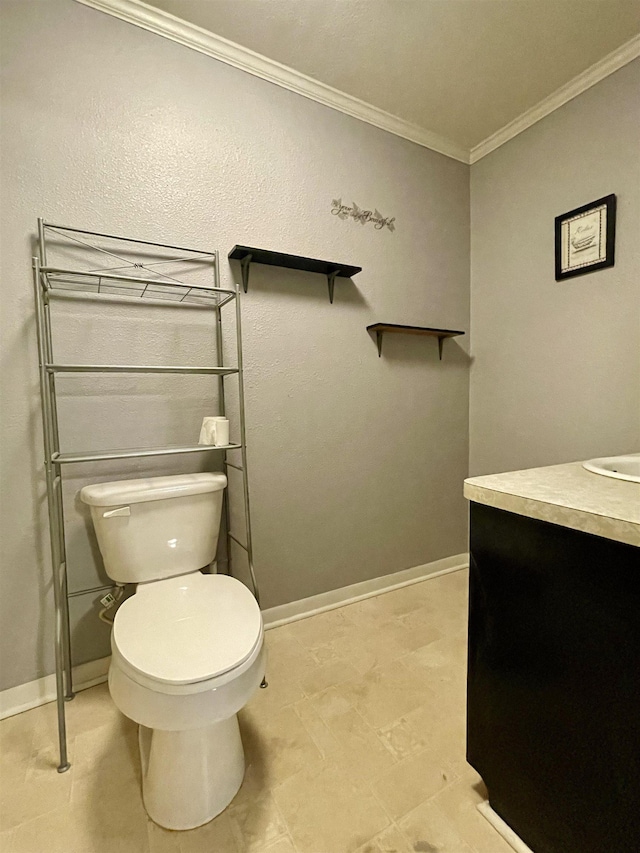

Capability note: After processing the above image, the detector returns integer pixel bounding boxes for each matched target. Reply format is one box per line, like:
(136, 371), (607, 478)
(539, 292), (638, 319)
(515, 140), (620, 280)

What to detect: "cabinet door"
(467, 502), (640, 853)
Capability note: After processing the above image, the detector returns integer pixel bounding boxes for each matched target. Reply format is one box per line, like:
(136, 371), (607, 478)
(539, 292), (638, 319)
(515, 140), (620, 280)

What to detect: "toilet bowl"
(80, 473), (265, 830)
(110, 571), (264, 829)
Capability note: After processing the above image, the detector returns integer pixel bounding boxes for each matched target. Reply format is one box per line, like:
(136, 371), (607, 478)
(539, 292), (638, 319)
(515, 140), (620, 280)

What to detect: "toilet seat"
(112, 572), (263, 694)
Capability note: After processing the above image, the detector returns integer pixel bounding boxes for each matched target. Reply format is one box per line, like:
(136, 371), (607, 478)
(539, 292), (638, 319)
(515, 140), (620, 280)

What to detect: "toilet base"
(139, 715), (245, 830)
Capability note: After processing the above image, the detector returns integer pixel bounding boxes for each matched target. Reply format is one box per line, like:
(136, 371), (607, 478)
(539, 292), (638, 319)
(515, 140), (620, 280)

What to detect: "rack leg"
(61, 569), (75, 701)
(213, 261), (233, 579)
(54, 603), (71, 772)
(34, 252), (72, 771)
(222, 491), (232, 577)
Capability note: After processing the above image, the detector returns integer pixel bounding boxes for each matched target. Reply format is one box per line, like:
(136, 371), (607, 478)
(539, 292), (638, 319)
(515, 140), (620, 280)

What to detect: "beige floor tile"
(413, 603), (467, 641)
(432, 777), (515, 853)
(274, 762), (389, 853)
(407, 631), (468, 675)
(323, 707), (397, 782)
(392, 610), (443, 654)
(346, 614), (440, 675)
(294, 698), (398, 784)
(180, 811), (239, 853)
(147, 819), (182, 853)
(71, 769), (149, 851)
(419, 570), (468, 602)
(285, 607), (357, 652)
(9, 806), (88, 853)
(302, 607), (410, 674)
(306, 641), (342, 667)
(0, 770), (72, 832)
(68, 713), (140, 784)
(401, 652), (467, 718)
(228, 789), (289, 852)
(336, 660), (436, 730)
(293, 698), (341, 759)
(371, 751), (457, 821)
(63, 683), (123, 737)
(265, 627), (320, 684)
(24, 740), (73, 782)
(259, 834), (297, 853)
(397, 798), (475, 853)
(239, 704), (323, 787)
(344, 632), (411, 675)
(0, 709), (39, 788)
(10, 788), (149, 853)
(0, 829), (15, 851)
(306, 685), (355, 721)
(401, 699), (468, 774)
(225, 755), (296, 852)
(69, 741), (148, 851)
(299, 658), (361, 696)
(346, 584), (428, 622)
(377, 716), (429, 762)
(354, 823), (414, 853)
(247, 663), (307, 716)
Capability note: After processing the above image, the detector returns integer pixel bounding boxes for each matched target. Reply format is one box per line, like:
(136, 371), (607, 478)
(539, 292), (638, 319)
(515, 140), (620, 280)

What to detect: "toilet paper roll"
(198, 417), (218, 445)
(213, 418), (229, 447)
(198, 417), (230, 446)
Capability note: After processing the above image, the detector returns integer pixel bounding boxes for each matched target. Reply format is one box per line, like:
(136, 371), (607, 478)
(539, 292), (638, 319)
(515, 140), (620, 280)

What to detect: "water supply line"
(98, 584), (126, 625)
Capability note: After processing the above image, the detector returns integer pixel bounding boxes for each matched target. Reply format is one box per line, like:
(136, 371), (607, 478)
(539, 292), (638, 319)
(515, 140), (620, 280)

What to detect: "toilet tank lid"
(80, 473), (227, 506)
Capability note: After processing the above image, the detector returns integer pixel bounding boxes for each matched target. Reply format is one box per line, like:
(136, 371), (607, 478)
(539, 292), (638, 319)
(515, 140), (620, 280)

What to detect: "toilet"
(80, 472), (265, 831)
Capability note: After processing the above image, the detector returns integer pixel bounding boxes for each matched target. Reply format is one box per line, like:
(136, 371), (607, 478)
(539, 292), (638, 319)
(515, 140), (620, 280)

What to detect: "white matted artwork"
(555, 194), (616, 280)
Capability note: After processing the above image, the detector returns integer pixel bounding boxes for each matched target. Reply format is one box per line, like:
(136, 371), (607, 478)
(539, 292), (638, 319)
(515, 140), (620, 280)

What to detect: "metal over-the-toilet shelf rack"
(33, 219), (260, 773)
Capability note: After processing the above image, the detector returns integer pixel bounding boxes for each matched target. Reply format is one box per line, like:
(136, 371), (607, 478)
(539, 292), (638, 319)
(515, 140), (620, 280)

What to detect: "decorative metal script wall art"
(331, 199), (396, 232)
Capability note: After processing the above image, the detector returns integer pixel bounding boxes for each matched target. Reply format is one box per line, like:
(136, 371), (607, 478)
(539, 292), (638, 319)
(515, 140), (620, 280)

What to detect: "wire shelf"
(45, 363), (239, 375)
(51, 443), (242, 464)
(41, 268), (235, 307)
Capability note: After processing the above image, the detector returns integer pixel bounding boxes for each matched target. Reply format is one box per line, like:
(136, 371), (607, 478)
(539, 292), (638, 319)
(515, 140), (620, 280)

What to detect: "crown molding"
(74, 0), (640, 168)
(74, 0), (470, 163)
(470, 33), (640, 163)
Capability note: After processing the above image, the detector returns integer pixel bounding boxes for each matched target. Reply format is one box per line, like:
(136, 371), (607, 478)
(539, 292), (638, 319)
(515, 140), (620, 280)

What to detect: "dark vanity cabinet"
(467, 502), (640, 853)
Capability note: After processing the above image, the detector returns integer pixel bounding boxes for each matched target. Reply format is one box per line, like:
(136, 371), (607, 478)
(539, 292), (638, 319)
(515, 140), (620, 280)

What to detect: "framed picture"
(555, 194), (616, 281)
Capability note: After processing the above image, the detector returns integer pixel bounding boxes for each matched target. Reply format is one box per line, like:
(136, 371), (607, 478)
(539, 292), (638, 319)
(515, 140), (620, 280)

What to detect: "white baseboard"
(262, 553), (469, 629)
(0, 554), (468, 720)
(477, 802), (535, 853)
(0, 656), (111, 721)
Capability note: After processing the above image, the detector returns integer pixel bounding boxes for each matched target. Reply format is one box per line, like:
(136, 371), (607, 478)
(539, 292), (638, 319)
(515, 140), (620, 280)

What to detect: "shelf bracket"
(327, 269), (340, 304)
(375, 330), (384, 357)
(438, 336), (444, 360)
(240, 254), (252, 293)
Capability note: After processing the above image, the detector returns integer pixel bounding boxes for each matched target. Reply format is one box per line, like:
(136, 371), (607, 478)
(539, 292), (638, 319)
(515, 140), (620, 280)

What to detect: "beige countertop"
(464, 460), (640, 547)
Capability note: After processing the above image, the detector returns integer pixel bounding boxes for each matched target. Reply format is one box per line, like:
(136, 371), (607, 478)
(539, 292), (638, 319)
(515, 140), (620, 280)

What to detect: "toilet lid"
(113, 573), (263, 685)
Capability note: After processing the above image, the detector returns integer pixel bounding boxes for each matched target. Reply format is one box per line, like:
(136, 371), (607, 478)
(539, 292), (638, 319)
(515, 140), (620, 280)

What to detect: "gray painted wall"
(0, 0), (470, 690)
(469, 59), (640, 476)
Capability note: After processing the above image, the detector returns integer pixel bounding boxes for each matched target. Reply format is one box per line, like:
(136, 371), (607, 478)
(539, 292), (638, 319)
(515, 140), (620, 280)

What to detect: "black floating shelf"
(367, 323), (465, 360)
(228, 245), (362, 303)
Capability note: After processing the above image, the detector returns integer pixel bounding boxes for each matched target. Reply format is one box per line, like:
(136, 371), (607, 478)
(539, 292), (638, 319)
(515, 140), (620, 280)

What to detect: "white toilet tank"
(80, 473), (227, 584)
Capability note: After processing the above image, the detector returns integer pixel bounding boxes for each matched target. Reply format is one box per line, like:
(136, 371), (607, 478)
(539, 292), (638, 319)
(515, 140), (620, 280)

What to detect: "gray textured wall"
(0, 0), (470, 690)
(469, 60), (640, 476)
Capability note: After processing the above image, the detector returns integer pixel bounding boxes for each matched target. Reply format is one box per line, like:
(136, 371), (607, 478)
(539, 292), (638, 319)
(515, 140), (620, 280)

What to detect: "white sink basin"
(583, 455), (640, 484)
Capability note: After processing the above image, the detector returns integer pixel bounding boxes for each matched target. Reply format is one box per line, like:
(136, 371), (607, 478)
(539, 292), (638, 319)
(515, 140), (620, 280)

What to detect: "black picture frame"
(555, 194), (616, 281)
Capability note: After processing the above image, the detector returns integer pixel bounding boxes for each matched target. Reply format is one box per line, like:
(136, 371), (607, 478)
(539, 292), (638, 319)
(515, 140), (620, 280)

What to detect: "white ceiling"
(143, 0), (640, 153)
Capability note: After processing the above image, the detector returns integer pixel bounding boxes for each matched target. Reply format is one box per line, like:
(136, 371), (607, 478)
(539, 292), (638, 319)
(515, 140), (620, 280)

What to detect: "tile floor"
(0, 569), (514, 853)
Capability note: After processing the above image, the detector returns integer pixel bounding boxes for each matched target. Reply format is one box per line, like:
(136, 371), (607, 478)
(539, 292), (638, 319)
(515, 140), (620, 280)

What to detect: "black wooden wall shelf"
(367, 323), (465, 360)
(228, 245), (362, 303)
